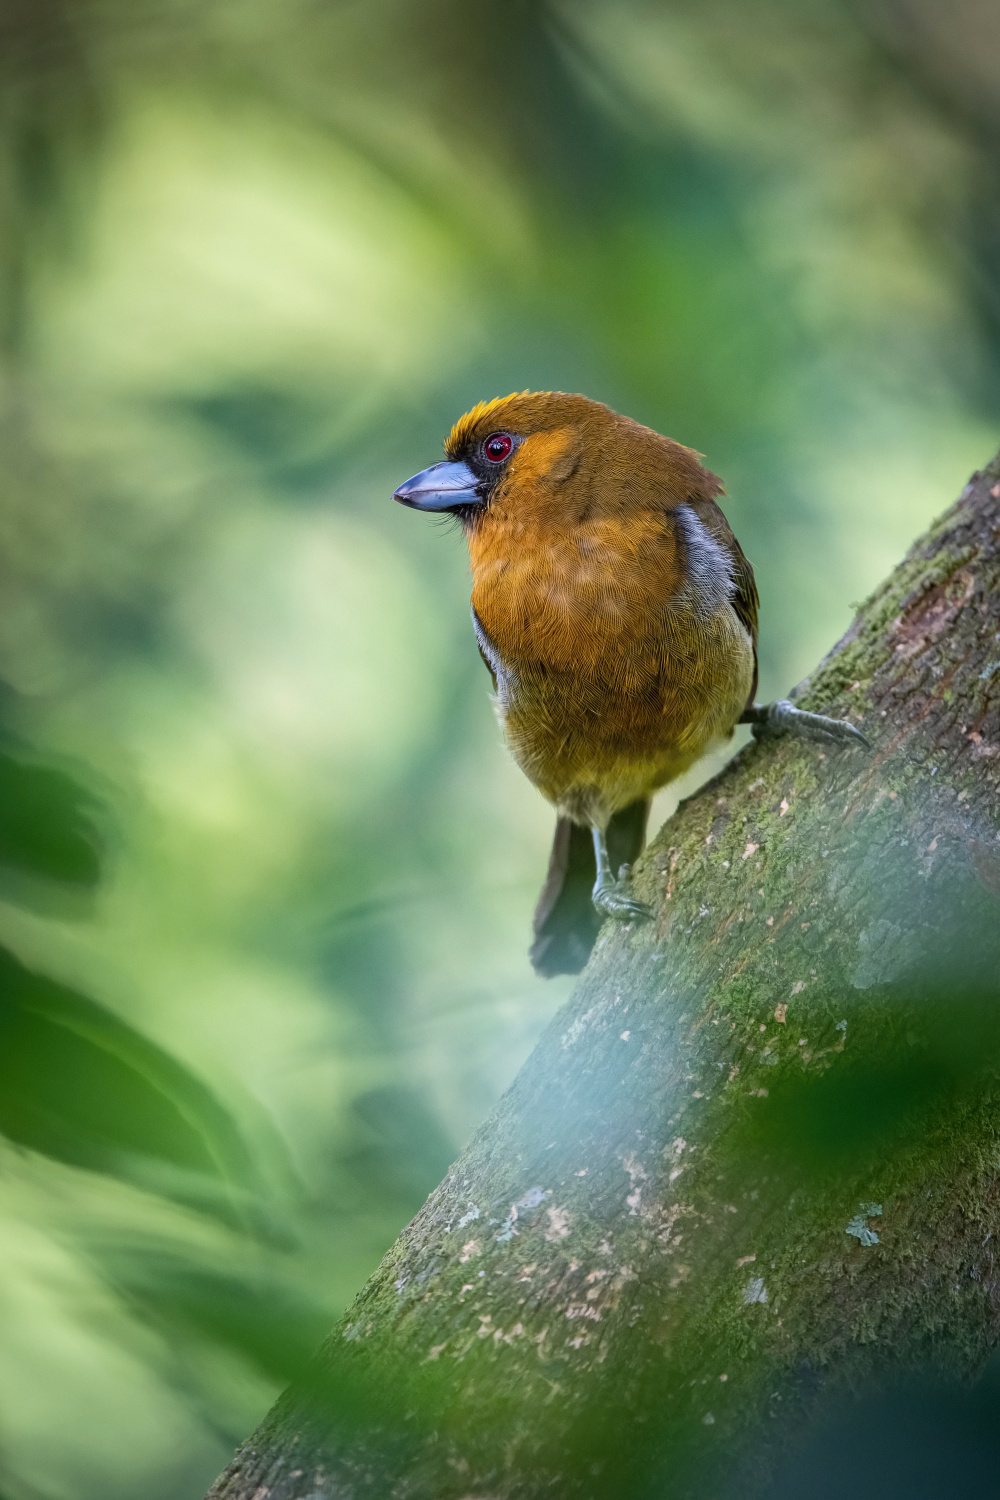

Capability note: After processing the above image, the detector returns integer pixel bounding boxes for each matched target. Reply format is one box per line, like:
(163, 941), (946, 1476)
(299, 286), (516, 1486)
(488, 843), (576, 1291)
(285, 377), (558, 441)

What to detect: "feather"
(530, 799), (650, 977)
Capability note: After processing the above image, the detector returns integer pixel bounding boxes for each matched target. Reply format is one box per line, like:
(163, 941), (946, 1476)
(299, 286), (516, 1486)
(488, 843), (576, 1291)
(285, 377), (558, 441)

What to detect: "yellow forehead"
(444, 393), (530, 458)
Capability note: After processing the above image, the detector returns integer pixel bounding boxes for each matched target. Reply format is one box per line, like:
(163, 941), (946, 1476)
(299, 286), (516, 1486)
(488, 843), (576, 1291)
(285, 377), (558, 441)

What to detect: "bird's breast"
(469, 512), (687, 679)
(467, 505), (753, 811)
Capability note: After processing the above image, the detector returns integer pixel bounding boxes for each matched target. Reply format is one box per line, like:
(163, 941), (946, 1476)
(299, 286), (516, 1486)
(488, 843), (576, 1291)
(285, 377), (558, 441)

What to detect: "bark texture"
(209, 457), (1000, 1500)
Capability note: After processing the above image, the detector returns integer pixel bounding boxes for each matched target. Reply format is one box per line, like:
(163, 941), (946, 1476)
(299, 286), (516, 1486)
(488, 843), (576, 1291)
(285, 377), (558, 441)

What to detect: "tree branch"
(209, 453), (1000, 1500)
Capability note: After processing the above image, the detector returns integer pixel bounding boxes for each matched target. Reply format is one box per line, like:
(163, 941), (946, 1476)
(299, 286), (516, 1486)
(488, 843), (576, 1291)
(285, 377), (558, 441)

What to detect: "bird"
(393, 391), (866, 977)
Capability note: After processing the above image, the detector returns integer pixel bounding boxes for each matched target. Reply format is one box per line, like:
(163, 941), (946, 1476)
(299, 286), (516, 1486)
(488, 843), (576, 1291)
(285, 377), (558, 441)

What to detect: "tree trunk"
(208, 455), (1000, 1500)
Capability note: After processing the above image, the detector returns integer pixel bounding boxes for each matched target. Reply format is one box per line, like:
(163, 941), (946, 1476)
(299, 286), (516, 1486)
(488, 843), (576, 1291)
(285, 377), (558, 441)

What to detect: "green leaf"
(0, 944), (260, 1205)
(0, 750), (103, 888)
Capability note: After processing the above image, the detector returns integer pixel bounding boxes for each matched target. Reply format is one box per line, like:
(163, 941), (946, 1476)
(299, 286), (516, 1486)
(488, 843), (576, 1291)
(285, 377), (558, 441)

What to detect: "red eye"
(484, 432), (513, 463)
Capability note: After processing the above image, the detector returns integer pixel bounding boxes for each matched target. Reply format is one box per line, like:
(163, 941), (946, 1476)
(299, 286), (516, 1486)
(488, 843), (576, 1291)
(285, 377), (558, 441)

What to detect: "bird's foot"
(744, 699), (869, 748)
(592, 870), (651, 922)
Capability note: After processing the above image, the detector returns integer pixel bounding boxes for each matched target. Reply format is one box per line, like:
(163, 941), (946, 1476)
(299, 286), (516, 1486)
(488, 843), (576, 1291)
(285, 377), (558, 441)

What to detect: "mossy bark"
(209, 457), (1000, 1500)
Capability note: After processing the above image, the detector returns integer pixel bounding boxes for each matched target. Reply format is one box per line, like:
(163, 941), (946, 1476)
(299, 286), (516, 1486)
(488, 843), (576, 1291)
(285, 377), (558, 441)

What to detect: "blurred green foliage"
(0, 1), (998, 1496)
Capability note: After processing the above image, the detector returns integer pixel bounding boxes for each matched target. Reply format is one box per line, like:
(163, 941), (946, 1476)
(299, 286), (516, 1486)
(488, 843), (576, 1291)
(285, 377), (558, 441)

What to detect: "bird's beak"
(393, 459), (482, 512)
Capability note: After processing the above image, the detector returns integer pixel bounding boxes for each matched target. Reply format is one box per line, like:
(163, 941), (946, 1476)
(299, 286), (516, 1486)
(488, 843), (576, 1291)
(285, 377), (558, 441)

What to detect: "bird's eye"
(484, 432), (514, 463)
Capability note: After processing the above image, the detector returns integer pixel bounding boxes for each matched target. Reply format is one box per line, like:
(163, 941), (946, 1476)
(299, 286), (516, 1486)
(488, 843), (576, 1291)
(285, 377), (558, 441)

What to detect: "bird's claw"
(592, 880), (651, 922)
(751, 699), (869, 749)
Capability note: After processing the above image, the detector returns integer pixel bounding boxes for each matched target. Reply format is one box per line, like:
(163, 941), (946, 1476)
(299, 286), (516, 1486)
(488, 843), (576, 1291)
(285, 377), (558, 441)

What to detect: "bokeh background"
(0, 2), (998, 1496)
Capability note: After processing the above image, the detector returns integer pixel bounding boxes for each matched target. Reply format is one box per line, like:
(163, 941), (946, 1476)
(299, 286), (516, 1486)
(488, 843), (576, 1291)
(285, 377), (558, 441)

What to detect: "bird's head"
(392, 391), (721, 530)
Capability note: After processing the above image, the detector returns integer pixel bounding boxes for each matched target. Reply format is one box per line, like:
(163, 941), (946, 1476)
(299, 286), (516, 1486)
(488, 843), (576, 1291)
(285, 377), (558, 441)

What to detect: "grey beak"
(393, 459), (482, 512)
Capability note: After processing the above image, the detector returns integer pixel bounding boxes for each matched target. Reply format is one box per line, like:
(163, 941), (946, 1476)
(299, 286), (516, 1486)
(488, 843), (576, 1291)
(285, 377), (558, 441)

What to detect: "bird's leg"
(740, 699), (869, 748)
(591, 824), (651, 921)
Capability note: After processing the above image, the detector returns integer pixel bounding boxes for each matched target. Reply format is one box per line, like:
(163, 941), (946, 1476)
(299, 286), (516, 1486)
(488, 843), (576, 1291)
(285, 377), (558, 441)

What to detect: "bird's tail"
(529, 798), (651, 978)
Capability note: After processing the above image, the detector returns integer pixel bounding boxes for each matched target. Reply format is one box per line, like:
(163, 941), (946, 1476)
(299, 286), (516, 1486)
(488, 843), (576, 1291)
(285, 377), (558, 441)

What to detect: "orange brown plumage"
(394, 390), (760, 975)
(457, 394), (758, 828)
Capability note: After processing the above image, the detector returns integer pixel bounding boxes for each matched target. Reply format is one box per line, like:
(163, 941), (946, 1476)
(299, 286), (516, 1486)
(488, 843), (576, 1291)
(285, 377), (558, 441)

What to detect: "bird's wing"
(687, 497), (759, 705)
(472, 606), (519, 707)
